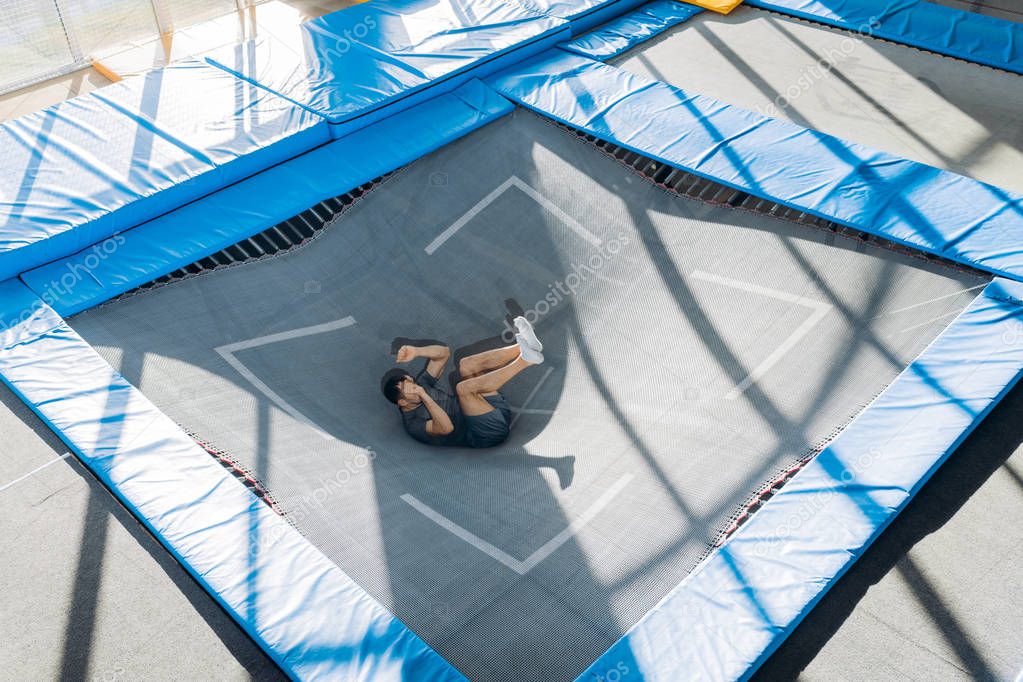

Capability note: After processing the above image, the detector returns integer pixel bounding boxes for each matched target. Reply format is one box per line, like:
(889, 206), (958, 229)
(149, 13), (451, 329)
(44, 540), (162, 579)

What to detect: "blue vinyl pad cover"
(0, 58), (327, 283)
(517, 0), (650, 32)
(22, 79), (513, 317)
(580, 277), (1023, 681)
(746, 0), (1023, 75)
(204, 0), (567, 135)
(0, 277), (464, 681)
(559, 0), (703, 60)
(488, 51), (1023, 282)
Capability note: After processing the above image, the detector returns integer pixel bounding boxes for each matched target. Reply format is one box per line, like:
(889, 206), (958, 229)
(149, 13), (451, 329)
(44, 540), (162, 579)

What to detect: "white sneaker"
(516, 333), (545, 365)
(514, 316), (543, 352)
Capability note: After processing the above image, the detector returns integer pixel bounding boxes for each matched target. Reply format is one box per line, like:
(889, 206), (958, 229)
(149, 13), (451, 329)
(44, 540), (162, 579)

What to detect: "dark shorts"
(465, 393), (513, 448)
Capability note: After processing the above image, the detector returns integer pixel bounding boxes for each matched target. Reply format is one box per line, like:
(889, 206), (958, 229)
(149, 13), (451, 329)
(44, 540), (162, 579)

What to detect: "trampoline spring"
(684, 178), (705, 197)
(226, 241), (251, 259)
(738, 193), (759, 209)
(293, 214), (318, 238)
(677, 174), (700, 195)
(243, 237), (268, 257)
(727, 191), (749, 207)
(660, 169), (681, 190)
(211, 251), (234, 267)
(279, 220), (306, 243)
(322, 196), (346, 214)
(265, 226), (293, 250)
(308, 203), (332, 224)
(250, 233), (278, 255)
(677, 173), (701, 194)
(708, 185), (731, 204)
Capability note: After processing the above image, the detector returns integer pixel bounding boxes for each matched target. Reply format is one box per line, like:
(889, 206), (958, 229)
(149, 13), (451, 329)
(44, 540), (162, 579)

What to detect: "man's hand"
(396, 345), (418, 363)
(403, 378), (454, 436)
(401, 379), (425, 398)
(396, 343), (450, 379)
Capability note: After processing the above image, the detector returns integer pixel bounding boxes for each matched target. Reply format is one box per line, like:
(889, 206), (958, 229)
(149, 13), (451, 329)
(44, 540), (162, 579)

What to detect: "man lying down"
(380, 317), (544, 448)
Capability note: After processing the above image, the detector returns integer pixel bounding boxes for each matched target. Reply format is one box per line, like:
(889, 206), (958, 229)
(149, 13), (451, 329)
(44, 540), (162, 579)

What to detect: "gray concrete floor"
(0, 383), (285, 681)
(757, 381), (1023, 681)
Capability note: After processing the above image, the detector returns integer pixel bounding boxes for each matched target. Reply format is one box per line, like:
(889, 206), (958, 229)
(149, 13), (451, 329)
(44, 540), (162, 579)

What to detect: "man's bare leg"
(459, 344), (520, 379)
(456, 356), (535, 416)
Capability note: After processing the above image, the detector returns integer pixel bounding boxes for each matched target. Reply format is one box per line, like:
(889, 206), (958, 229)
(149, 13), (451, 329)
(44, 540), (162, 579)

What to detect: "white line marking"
(0, 453), (72, 493)
(425, 176), (602, 255)
(215, 317), (357, 440)
(510, 366), (554, 428)
(895, 308), (964, 335)
(402, 474), (633, 574)
(401, 494), (524, 571)
(873, 282), (987, 318)
(690, 271), (832, 401)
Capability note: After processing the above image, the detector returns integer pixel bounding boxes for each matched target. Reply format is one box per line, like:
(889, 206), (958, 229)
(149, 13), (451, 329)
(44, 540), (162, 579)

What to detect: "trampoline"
(3, 1), (1023, 680)
(70, 109), (987, 681)
(611, 7), (1023, 193)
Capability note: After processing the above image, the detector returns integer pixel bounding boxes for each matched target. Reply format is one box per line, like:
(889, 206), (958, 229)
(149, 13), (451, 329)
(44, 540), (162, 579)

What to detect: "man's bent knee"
(458, 357), (477, 378)
(455, 379), (479, 398)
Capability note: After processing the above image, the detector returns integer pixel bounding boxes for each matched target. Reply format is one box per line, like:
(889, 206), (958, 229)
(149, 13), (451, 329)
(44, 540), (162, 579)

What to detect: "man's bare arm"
(396, 344), (450, 378)
(417, 388), (454, 436)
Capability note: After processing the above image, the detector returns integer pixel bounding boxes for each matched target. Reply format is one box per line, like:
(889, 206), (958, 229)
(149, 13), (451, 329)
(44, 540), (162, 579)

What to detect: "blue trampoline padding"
(22, 80), (513, 317)
(91, 59), (329, 191)
(0, 59), (327, 284)
(580, 277), (1023, 681)
(203, 0), (566, 136)
(517, 0), (651, 33)
(559, 0), (702, 60)
(488, 52), (1023, 281)
(746, 0), (1023, 75)
(0, 277), (464, 682)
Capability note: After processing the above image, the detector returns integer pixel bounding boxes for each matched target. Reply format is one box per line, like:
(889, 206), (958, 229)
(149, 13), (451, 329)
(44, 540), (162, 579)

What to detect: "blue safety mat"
(0, 277), (464, 681)
(22, 80), (513, 316)
(560, 0), (703, 60)
(488, 51), (1023, 281)
(0, 58), (328, 283)
(746, 0), (1023, 75)
(580, 277), (1023, 680)
(204, 0), (566, 137)
(517, 0), (650, 33)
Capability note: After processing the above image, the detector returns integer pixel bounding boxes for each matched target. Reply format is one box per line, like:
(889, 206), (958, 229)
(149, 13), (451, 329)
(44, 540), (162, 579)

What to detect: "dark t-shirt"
(401, 370), (469, 446)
